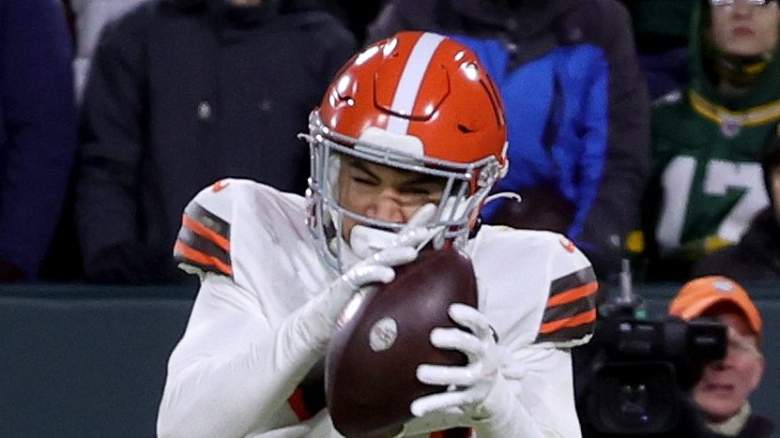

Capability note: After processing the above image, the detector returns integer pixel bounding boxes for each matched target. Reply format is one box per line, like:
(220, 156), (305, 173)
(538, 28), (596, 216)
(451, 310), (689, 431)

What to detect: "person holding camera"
(668, 276), (774, 438)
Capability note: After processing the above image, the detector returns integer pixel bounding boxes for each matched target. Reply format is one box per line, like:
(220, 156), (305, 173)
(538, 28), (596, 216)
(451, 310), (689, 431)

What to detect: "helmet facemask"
(302, 111), (502, 273)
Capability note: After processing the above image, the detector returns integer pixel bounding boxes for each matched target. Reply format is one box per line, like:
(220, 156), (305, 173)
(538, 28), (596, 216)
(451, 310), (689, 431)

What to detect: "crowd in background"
(3, 0), (780, 288)
(1, 0), (777, 436)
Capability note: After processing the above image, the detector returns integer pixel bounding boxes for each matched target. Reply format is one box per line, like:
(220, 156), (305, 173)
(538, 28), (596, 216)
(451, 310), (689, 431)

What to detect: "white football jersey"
(158, 179), (597, 438)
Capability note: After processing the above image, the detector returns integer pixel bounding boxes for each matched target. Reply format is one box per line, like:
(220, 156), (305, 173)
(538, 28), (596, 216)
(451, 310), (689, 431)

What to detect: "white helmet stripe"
(386, 32), (446, 135)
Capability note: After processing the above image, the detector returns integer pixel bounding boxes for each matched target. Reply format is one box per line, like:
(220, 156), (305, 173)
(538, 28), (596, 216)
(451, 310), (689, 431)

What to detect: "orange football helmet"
(302, 31), (508, 271)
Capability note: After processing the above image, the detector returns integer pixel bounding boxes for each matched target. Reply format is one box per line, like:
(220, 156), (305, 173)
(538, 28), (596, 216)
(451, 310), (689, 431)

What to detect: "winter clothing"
(0, 0), (77, 280)
(643, 1), (780, 280)
(76, 0), (355, 283)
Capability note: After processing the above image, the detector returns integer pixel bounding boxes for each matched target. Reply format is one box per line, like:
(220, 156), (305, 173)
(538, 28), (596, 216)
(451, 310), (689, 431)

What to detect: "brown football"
(325, 246), (478, 438)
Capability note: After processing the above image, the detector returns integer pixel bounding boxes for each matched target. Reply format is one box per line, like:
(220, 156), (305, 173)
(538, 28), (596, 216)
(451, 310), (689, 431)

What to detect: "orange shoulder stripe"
(182, 214), (230, 252)
(539, 309), (597, 335)
(174, 240), (233, 276)
(546, 281), (598, 308)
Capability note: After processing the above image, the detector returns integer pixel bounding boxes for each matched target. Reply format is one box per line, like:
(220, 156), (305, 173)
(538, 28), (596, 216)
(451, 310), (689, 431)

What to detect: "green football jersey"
(645, 0), (780, 265)
(649, 91), (778, 261)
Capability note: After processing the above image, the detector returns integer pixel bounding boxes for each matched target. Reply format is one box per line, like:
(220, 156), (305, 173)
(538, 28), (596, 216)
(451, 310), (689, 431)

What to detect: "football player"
(157, 31), (598, 438)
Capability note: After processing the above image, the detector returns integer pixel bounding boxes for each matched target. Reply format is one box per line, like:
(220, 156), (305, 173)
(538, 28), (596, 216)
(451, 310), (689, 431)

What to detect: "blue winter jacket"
(368, 0), (650, 275)
(458, 36), (609, 241)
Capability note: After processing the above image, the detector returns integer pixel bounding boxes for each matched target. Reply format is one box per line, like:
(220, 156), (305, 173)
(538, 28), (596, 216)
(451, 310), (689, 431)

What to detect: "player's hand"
(298, 204), (438, 349)
(410, 304), (524, 423)
(349, 203), (442, 258)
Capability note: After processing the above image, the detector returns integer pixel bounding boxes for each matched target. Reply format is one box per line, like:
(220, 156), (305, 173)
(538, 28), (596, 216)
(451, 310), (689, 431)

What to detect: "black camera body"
(576, 263), (727, 437)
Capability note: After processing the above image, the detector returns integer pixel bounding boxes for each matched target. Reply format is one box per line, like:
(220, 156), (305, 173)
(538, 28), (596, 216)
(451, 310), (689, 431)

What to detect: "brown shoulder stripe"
(549, 266), (597, 298)
(542, 290), (596, 325)
(174, 240), (233, 277)
(177, 224), (230, 267)
(184, 202), (230, 244)
(539, 308), (596, 335)
(534, 320), (594, 344)
(534, 266), (598, 344)
(182, 214), (229, 252)
(174, 204), (232, 277)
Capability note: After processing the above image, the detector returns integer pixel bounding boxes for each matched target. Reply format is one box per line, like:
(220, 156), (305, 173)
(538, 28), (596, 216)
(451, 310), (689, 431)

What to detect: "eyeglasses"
(710, 0), (776, 7)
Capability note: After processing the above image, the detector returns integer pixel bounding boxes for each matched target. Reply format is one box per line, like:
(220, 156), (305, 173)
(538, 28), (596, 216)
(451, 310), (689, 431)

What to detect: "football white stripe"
(386, 32), (445, 135)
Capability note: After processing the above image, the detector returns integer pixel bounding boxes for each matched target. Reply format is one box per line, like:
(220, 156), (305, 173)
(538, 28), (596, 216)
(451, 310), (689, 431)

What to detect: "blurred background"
(1, 0), (778, 436)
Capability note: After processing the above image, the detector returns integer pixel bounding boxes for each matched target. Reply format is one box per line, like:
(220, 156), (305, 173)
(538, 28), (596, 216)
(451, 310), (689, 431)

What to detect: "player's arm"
(158, 184), (328, 437)
(157, 256), (426, 438)
(158, 187), (437, 437)
(157, 273), (321, 438)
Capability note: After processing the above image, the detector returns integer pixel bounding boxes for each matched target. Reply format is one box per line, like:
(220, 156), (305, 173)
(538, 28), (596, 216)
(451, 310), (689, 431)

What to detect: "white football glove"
(296, 204), (439, 351)
(349, 203), (443, 259)
(411, 304), (534, 436)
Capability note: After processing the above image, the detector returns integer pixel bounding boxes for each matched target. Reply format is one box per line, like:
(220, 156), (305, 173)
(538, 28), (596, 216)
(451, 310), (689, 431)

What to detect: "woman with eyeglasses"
(641, 0), (780, 281)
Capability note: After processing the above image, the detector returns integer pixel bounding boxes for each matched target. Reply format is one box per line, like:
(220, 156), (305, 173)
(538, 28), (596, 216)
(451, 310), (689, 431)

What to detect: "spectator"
(367, 0), (650, 281)
(642, 0), (780, 280)
(75, 0), (355, 284)
(668, 276), (774, 438)
(694, 123), (780, 282)
(0, 0), (77, 282)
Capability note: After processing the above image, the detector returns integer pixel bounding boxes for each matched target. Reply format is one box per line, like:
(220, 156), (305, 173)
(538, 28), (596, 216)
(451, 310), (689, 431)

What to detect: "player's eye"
(399, 185), (443, 204)
(347, 167), (379, 186)
(400, 186), (433, 196)
(351, 176), (377, 185)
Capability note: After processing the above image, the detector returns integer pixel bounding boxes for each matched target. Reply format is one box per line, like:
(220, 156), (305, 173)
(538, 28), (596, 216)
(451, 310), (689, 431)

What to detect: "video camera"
(576, 261), (728, 437)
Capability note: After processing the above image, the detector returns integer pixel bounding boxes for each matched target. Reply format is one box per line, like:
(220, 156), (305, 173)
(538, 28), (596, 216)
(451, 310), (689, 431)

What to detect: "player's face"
(337, 158), (446, 241)
(692, 312), (764, 422)
(709, 0), (780, 56)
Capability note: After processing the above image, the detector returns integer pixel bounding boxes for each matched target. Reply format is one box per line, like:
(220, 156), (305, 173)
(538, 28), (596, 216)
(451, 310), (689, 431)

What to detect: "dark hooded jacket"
(76, 0), (355, 283)
(368, 0), (650, 279)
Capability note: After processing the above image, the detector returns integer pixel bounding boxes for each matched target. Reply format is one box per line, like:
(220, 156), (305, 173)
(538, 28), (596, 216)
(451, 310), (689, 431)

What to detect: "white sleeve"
(156, 274), (324, 438)
(472, 346), (581, 438)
